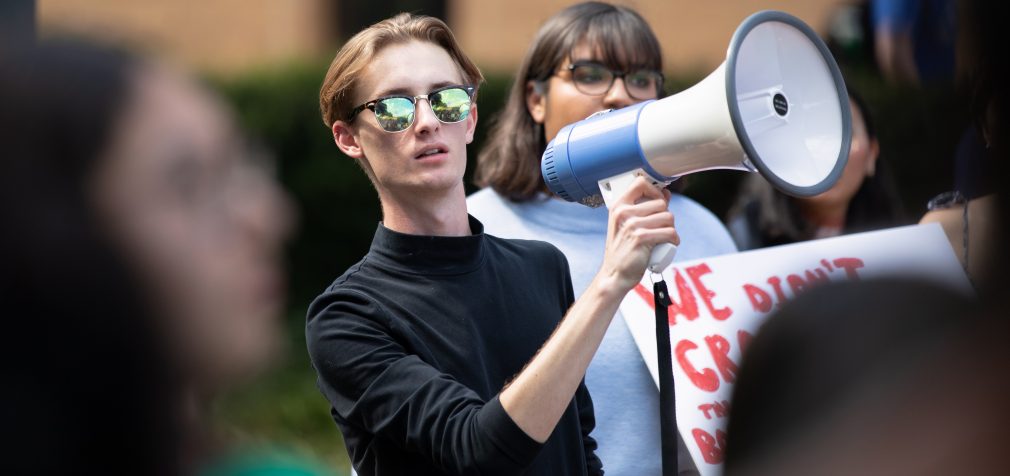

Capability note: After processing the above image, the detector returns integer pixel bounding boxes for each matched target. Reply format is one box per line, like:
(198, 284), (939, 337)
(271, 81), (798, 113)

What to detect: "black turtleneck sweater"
(306, 216), (602, 476)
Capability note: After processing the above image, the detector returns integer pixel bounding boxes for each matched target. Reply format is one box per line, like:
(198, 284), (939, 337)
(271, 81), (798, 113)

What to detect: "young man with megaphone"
(307, 12), (679, 476)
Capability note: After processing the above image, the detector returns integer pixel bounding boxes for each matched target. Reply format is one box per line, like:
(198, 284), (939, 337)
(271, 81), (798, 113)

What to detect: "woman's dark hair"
(0, 40), (180, 475)
(727, 88), (905, 248)
(474, 1), (662, 202)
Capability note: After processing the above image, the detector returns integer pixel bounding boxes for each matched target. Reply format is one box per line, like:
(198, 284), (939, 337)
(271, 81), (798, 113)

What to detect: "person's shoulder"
(484, 235), (572, 296)
(325, 255), (377, 293)
(486, 233), (561, 256)
(670, 194), (727, 229)
(307, 256), (384, 323)
(485, 234), (569, 268)
(467, 188), (528, 236)
(668, 193), (739, 254)
(466, 187), (509, 212)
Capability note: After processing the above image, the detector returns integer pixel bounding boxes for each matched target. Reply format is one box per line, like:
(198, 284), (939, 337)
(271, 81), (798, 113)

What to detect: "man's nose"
(411, 98), (440, 134)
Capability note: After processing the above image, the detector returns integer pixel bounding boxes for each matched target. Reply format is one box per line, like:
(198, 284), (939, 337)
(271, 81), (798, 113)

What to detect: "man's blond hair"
(320, 13), (483, 129)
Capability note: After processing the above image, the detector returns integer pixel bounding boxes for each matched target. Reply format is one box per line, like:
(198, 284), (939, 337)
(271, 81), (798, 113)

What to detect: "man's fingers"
(615, 176), (664, 207)
(623, 212), (675, 233)
(611, 199), (670, 233)
(630, 227), (680, 248)
(626, 198), (669, 216)
(619, 212), (679, 250)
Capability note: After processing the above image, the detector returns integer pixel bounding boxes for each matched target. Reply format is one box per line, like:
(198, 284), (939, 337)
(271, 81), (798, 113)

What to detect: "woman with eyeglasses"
(308, 10), (680, 476)
(468, 2), (737, 474)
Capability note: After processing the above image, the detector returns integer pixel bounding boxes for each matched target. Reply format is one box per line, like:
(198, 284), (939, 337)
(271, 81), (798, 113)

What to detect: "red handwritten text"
(698, 400), (731, 420)
(742, 257), (866, 312)
(632, 262), (731, 324)
(675, 330), (754, 392)
(692, 427), (728, 464)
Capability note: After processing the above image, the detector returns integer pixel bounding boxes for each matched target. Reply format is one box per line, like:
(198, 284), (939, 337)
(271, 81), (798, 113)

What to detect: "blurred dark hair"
(0, 40), (180, 475)
(474, 1), (662, 202)
(957, 0), (1007, 157)
(727, 88), (905, 248)
(957, 0), (1010, 295)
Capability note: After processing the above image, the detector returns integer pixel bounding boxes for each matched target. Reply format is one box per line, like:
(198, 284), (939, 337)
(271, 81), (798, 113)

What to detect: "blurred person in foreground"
(0, 40), (300, 475)
(468, 3), (736, 473)
(308, 11), (678, 476)
(723, 278), (1009, 475)
(727, 90), (904, 250)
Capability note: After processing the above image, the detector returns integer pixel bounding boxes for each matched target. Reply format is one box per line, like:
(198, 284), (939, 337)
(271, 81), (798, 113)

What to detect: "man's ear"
(332, 120), (364, 159)
(526, 80), (547, 124)
(465, 103), (478, 144)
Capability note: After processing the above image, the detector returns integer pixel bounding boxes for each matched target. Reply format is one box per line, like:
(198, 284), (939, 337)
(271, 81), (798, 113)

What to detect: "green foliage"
(216, 63), (383, 310)
(213, 311), (349, 474)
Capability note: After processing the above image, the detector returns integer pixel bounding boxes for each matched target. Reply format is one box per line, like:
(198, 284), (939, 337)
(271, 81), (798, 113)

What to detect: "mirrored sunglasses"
(348, 85), (475, 133)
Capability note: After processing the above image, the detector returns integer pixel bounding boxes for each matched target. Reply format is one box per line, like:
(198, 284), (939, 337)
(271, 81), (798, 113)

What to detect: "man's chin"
(389, 174), (465, 195)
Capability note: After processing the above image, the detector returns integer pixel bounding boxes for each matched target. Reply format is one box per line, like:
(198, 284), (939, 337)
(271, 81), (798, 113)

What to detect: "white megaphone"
(541, 10), (851, 272)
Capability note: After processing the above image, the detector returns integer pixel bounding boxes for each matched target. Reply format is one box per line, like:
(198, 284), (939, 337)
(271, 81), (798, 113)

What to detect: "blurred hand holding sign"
(620, 223), (973, 476)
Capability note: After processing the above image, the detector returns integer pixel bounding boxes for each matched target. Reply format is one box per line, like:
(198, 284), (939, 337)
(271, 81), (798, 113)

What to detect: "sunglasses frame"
(563, 61), (664, 100)
(347, 85), (476, 133)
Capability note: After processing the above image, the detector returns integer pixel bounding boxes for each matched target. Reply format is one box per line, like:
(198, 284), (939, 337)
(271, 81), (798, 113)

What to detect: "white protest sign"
(620, 223), (972, 476)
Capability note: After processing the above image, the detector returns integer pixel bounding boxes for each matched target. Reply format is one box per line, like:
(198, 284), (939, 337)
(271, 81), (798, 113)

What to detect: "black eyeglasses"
(560, 61), (663, 100)
(347, 85), (475, 133)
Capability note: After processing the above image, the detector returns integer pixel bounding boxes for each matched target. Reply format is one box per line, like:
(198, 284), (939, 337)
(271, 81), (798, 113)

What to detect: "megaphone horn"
(541, 10), (851, 272)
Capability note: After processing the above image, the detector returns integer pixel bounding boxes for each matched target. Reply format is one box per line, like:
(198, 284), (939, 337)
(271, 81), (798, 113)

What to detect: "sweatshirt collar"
(369, 215), (486, 275)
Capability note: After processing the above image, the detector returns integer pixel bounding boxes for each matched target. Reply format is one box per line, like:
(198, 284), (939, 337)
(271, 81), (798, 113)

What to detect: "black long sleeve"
(306, 217), (600, 476)
(575, 380), (603, 475)
(308, 289), (541, 475)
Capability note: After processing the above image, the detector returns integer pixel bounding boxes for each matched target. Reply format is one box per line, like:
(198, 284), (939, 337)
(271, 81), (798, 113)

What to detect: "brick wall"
(451, 0), (848, 75)
(38, 0), (847, 76)
(38, 0), (333, 74)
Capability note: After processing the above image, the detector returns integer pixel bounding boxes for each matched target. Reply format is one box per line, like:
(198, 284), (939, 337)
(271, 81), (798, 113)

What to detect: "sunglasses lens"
(430, 87), (472, 123)
(374, 97), (415, 132)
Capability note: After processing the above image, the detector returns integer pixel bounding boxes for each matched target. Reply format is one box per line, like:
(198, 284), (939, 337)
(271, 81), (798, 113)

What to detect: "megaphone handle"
(599, 170), (678, 273)
(649, 243), (678, 273)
